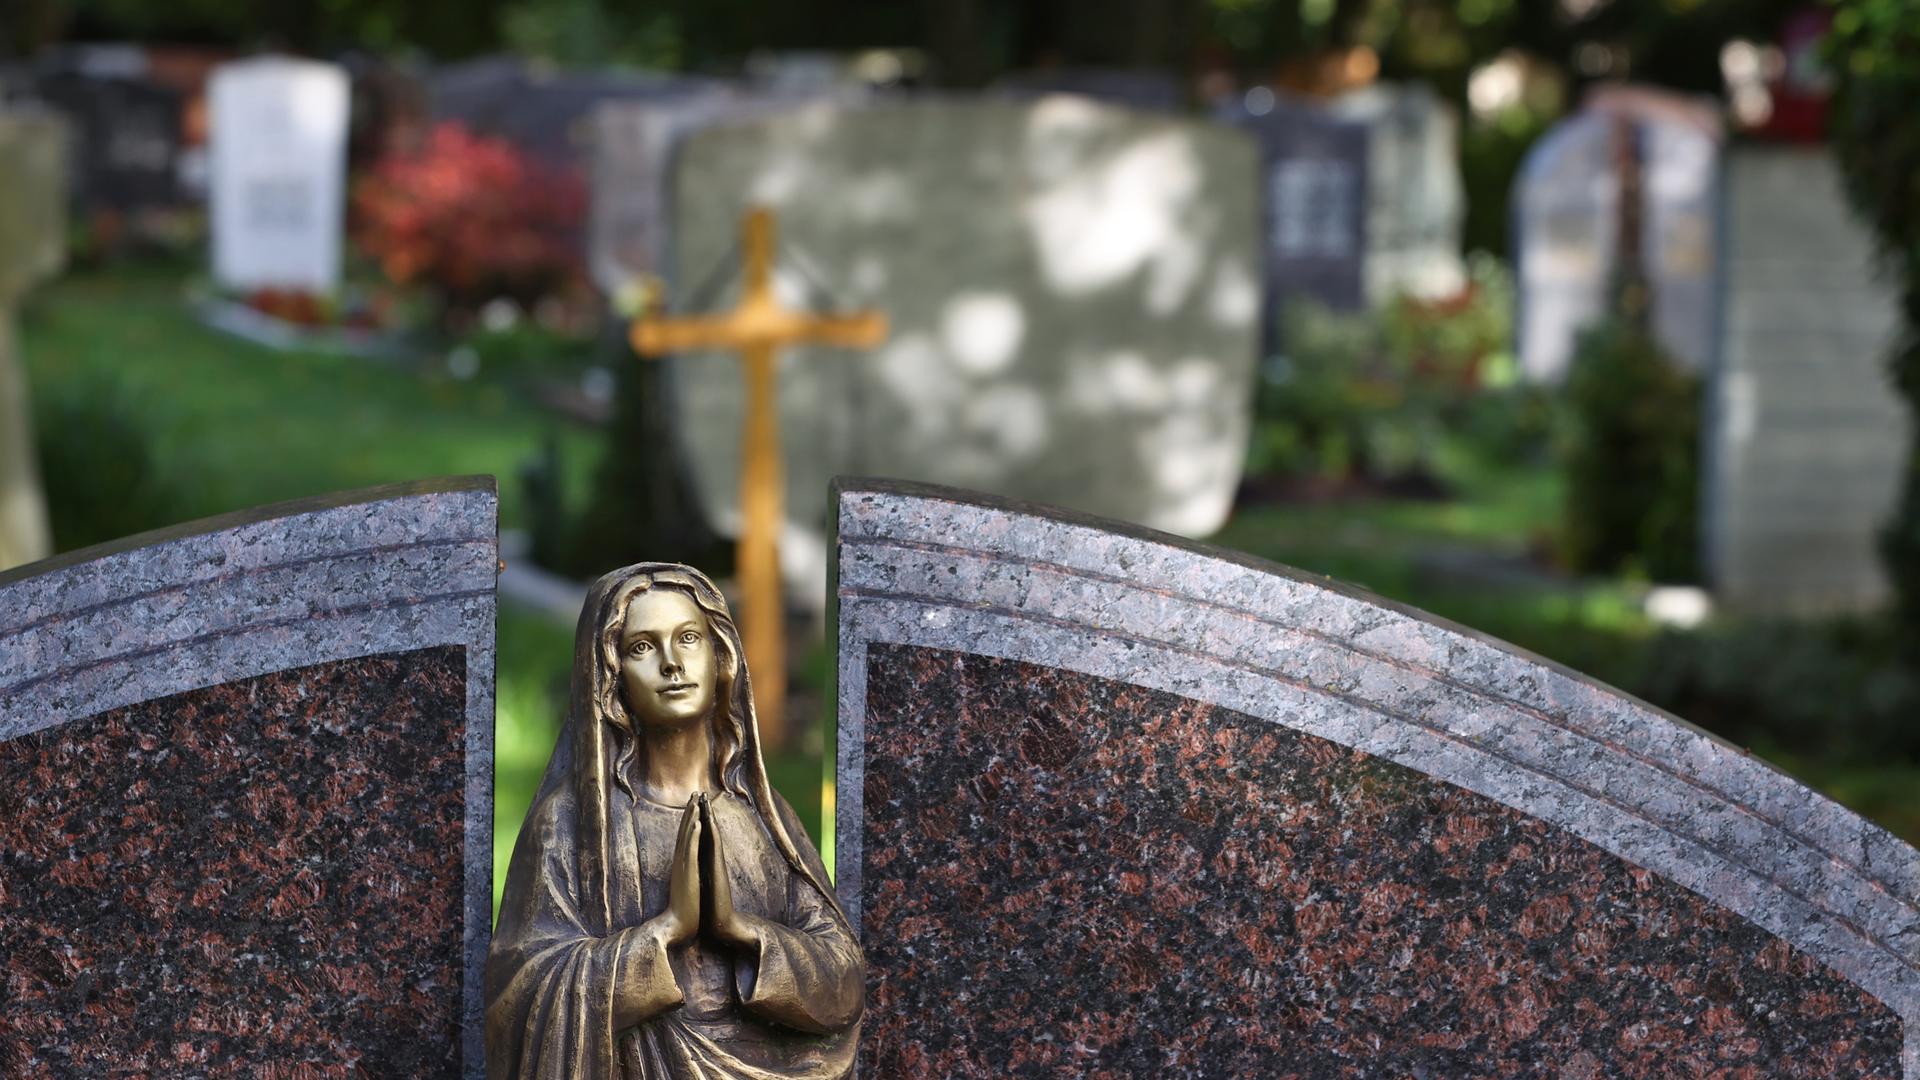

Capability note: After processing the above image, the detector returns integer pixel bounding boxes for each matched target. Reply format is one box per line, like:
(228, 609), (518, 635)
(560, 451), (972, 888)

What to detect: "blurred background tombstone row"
(0, 25), (1909, 622)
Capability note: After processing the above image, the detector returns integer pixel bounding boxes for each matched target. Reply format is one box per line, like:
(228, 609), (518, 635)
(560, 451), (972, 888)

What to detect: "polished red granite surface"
(0, 647), (467, 1078)
(860, 643), (1905, 1077)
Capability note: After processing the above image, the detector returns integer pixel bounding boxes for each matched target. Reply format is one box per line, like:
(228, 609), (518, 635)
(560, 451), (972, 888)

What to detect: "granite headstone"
(1330, 82), (1466, 303)
(1219, 94), (1369, 314)
(1705, 147), (1909, 615)
(0, 106), (68, 573)
(835, 479), (1920, 1077)
(32, 72), (182, 215)
(667, 98), (1261, 605)
(1514, 89), (1721, 382)
(0, 478), (497, 1077)
(208, 56), (350, 294)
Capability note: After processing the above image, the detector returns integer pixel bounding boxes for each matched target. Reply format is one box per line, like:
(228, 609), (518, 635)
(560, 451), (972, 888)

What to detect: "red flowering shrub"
(352, 122), (587, 312)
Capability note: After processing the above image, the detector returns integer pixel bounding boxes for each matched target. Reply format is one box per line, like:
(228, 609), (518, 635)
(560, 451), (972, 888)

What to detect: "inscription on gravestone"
(834, 479), (1920, 1077)
(0, 479), (496, 1078)
(1219, 96), (1369, 314)
(33, 72), (181, 214)
(1271, 158), (1355, 259)
(209, 57), (349, 294)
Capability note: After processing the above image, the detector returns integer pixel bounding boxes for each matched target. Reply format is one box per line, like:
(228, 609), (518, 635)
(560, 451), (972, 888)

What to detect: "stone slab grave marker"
(667, 98), (1261, 610)
(33, 70), (182, 217)
(834, 479), (1920, 1077)
(631, 207), (887, 749)
(0, 106), (68, 573)
(1515, 86), (1721, 382)
(0, 478), (497, 1077)
(1219, 93), (1369, 314)
(1331, 81), (1466, 303)
(209, 56), (350, 294)
(589, 90), (793, 297)
(1706, 146), (1909, 615)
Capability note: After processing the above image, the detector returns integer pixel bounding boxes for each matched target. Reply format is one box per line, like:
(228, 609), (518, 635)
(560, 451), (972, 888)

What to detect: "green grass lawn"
(19, 262), (598, 536)
(20, 261), (1916, 914)
(1212, 447), (1657, 687)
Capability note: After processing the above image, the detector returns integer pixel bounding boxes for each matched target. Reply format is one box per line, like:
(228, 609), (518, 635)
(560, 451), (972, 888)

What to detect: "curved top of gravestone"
(832, 476), (1920, 1073)
(0, 475), (498, 734)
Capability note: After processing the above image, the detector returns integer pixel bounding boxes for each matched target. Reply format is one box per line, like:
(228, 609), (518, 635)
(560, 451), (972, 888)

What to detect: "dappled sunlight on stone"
(1022, 126), (1206, 311)
(666, 99), (1260, 605)
(1207, 256), (1261, 328)
(963, 383), (1048, 460)
(940, 292), (1026, 376)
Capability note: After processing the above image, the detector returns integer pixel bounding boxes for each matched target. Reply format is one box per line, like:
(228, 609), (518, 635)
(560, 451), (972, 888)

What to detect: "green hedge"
(1556, 319), (1699, 582)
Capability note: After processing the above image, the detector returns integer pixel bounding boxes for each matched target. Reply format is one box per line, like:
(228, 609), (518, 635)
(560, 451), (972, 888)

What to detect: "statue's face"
(619, 588), (718, 732)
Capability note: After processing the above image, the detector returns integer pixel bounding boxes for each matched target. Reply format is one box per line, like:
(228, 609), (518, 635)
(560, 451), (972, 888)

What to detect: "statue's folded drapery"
(488, 777), (861, 1080)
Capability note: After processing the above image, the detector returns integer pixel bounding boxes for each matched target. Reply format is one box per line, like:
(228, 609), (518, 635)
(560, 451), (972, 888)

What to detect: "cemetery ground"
(21, 260), (1918, 922)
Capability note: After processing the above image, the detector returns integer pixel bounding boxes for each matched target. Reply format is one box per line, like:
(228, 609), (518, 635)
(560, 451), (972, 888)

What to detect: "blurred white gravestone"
(209, 57), (349, 294)
(666, 98), (1261, 604)
(1515, 88), (1721, 382)
(1332, 82), (1466, 303)
(1706, 147), (1908, 615)
(0, 107), (68, 572)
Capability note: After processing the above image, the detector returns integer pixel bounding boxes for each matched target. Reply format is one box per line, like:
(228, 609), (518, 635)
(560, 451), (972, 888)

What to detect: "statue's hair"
(588, 567), (747, 802)
(566, 561), (844, 931)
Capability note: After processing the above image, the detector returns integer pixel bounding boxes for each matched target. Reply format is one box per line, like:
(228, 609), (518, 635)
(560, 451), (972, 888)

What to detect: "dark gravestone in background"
(430, 56), (726, 170)
(834, 480), (1920, 1079)
(1219, 96), (1369, 315)
(0, 478), (496, 1079)
(33, 73), (182, 213)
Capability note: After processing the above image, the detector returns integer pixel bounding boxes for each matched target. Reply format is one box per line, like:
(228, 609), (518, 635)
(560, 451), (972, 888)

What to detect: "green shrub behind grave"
(1829, 2), (1920, 648)
(1557, 319), (1700, 583)
(1248, 255), (1542, 492)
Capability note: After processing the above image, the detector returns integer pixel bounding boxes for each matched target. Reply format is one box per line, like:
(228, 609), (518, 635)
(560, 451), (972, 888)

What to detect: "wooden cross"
(630, 206), (887, 749)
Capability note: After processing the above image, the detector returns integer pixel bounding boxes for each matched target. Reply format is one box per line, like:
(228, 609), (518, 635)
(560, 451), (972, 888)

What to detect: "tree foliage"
(1827, 0), (1920, 645)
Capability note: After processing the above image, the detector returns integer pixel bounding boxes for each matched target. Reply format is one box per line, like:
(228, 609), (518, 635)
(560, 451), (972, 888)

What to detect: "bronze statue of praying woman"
(487, 564), (862, 1079)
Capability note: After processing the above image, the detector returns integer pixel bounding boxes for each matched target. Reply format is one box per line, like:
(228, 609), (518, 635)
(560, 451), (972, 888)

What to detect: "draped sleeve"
(732, 794), (865, 1035)
(485, 785), (683, 1080)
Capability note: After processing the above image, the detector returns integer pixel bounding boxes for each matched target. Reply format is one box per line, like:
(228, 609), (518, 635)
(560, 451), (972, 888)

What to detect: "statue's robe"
(487, 784), (862, 1079)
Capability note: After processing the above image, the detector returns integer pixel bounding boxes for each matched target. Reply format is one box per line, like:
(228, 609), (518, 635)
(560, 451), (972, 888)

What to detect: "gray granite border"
(831, 479), (1920, 1078)
(0, 478), (498, 1080)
